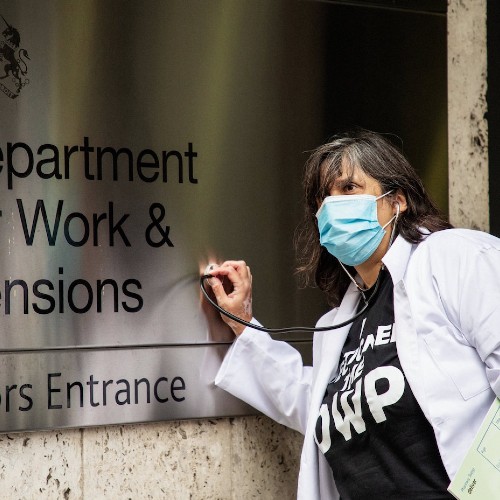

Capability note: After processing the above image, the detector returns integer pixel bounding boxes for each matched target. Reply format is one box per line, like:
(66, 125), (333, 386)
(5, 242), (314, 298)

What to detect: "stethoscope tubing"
(199, 274), (380, 334)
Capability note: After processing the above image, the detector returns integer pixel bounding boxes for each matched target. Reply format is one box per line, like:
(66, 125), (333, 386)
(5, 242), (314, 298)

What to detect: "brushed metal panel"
(0, 0), (446, 430)
(0, 0), (325, 350)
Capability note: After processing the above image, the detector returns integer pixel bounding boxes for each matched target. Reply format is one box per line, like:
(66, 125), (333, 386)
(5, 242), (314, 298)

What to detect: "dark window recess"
(488, 0), (500, 237)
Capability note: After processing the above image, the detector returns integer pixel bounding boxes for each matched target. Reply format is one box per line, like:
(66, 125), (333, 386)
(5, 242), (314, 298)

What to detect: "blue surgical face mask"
(316, 192), (394, 266)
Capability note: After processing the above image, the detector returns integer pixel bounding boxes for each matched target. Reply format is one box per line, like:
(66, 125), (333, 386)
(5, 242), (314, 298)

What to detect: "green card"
(448, 397), (500, 499)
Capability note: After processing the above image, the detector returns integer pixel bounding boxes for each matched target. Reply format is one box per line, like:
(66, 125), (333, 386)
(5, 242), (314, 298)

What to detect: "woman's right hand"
(206, 260), (253, 337)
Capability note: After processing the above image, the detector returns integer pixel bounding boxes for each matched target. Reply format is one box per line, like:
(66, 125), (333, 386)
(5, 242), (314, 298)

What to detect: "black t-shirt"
(315, 269), (453, 499)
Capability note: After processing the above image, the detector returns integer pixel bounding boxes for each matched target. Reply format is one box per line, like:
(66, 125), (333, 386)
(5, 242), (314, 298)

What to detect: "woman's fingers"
(208, 270), (230, 303)
(205, 260), (253, 336)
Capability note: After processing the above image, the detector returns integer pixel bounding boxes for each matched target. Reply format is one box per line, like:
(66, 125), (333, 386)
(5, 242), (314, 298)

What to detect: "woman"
(207, 130), (500, 499)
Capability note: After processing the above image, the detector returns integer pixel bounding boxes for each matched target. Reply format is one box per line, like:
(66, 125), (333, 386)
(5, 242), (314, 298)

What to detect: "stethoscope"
(199, 272), (380, 334)
(200, 203), (399, 334)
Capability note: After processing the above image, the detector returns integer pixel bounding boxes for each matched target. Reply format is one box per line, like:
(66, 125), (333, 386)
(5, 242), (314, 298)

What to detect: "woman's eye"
(344, 183), (357, 192)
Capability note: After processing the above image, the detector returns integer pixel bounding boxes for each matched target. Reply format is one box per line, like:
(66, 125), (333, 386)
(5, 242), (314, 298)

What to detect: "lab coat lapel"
(300, 283), (360, 500)
(393, 278), (431, 420)
(310, 283), (360, 417)
(382, 236), (430, 419)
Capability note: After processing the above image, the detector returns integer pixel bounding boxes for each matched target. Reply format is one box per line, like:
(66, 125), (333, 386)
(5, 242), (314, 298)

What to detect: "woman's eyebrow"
(332, 175), (355, 189)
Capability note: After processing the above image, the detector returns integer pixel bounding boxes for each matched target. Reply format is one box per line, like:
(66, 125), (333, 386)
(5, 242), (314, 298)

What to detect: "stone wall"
(448, 0), (489, 230)
(0, 418), (302, 498)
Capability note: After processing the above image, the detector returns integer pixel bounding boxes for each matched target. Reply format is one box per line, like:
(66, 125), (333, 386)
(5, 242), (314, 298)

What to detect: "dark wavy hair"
(295, 130), (452, 307)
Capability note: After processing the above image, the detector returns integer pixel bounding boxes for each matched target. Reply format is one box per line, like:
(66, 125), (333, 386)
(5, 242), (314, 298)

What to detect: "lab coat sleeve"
(430, 231), (500, 397)
(215, 320), (313, 434)
(459, 244), (500, 397)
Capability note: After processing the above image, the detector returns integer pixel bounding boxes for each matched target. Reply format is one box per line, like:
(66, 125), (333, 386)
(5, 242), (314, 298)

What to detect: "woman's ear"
(393, 190), (407, 214)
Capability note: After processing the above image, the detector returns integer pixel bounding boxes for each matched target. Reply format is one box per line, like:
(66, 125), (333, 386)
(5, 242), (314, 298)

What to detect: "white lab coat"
(215, 229), (500, 499)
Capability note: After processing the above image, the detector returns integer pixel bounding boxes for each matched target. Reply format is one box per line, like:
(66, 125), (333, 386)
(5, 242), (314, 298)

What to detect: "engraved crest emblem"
(0, 15), (30, 99)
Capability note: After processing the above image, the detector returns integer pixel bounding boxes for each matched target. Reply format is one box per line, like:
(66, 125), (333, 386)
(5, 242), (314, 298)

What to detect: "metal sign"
(0, 0), (324, 431)
(0, 346), (252, 430)
(0, 0), (447, 431)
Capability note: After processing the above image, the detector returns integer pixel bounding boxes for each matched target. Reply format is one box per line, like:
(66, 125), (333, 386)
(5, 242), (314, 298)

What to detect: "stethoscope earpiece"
(394, 201), (401, 217)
